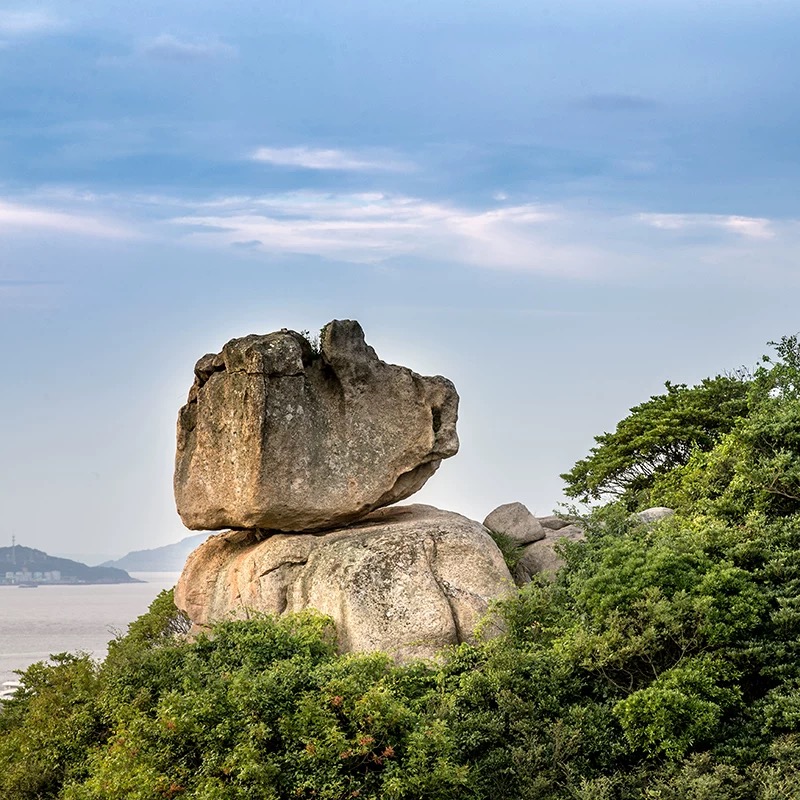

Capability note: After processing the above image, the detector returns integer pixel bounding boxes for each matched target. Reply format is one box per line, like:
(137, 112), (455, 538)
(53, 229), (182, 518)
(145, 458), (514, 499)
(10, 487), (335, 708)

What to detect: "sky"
(2, 0), (800, 563)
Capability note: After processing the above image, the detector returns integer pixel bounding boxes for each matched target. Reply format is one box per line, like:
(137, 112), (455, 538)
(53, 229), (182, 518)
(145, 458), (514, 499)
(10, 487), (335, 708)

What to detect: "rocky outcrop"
(174, 320), (459, 532)
(481, 502), (586, 584)
(537, 515), (572, 531)
(514, 524), (585, 584)
(483, 502), (546, 545)
(175, 505), (514, 663)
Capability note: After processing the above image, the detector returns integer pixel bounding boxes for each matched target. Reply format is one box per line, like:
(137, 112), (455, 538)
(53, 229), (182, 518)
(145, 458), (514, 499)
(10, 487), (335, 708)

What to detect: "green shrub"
(486, 529), (526, 573)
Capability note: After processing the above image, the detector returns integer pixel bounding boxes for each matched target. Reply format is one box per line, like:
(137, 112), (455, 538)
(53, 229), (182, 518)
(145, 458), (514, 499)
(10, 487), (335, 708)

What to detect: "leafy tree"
(752, 333), (800, 402)
(652, 336), (800, 520)
(0, 654), (103, 799)
(561, 376), (749, 508)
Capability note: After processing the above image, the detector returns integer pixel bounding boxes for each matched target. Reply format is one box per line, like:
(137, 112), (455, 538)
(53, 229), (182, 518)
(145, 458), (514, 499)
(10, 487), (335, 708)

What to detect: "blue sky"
(2, 1), (800, 562)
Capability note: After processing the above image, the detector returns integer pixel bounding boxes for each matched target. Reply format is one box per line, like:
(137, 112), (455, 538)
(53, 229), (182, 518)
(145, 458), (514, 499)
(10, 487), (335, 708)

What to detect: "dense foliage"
(4, 336), (800, 799)
(561, 375), (750, 508)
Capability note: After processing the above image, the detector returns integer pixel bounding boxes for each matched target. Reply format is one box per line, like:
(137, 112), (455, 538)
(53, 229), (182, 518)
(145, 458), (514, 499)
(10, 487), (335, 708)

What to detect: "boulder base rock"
(175, 505), (514, 663)
(483, 502), (546, 545)
(175, 320), (459, 532)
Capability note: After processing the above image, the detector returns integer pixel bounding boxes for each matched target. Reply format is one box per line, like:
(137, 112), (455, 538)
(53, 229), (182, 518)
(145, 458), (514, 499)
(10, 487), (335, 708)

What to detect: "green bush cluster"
(4, 336), (800, 798)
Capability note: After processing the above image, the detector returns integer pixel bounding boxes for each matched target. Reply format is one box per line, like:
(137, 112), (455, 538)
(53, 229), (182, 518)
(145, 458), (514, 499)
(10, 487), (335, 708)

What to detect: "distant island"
(101, 532), (209, 572)
(0, 544), (140, 585)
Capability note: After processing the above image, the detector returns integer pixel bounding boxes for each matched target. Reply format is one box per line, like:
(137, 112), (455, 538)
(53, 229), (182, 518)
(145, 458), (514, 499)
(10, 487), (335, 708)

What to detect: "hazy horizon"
(3, 1), (800, 562)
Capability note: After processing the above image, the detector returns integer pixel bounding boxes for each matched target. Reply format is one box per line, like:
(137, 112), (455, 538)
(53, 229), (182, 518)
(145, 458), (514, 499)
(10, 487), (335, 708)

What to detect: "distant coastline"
(1, 544), (140, 585)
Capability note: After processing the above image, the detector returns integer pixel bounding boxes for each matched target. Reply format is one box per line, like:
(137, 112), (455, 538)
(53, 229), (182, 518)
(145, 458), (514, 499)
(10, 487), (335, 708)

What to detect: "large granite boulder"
(483, 502), (546, 545)
(175, 320), (459, 532)
(175, 505), (514, 663)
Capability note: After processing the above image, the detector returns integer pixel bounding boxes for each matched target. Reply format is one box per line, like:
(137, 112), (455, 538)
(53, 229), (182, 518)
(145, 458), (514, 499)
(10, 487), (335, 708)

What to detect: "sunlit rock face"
(174, 319), (459, 532)
(483, 502), (547, 545)
(175, 505), (514, 663)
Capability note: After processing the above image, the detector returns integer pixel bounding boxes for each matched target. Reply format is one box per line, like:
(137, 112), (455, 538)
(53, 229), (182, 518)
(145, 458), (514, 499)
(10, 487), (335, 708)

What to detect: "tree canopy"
(651, 336), (800, 521)
(561, 375), (750, 507)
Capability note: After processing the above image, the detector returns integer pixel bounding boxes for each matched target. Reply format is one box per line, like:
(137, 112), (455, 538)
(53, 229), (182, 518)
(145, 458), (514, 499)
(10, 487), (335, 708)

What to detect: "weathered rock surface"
(175, 505), (514, 663)
(633, 507), (675, 526)
(175, 320), (459, 532)
(514, 524), (585, 584)
(537, 515), (572, 531)
(483, 502), (546, 545)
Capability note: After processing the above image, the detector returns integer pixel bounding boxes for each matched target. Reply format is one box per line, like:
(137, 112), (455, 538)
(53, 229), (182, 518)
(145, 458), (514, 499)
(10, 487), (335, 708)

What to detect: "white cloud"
(0, 10), (61, 35)
(252, 147), (411, 172)
(142, 34), (236, 61)
(638, 212), (774, 239)
(7, 187), (799, 286)
(168, 192), (603, 276)
(161, 192), (800, 284)
(0, 200), (135, 239)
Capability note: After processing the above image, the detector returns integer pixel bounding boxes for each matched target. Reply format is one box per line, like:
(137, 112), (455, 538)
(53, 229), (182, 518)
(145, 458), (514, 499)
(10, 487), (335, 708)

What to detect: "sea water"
(0, 572), (181, 684)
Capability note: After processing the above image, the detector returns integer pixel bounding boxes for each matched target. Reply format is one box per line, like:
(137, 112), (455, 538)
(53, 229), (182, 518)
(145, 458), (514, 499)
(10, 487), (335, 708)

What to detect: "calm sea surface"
(0, 572), (181, 684)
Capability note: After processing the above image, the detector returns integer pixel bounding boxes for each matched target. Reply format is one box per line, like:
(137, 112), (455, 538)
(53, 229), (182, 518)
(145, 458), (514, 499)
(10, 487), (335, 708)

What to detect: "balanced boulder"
(175, 320), (459, 532)
(175, 504), (514, 663)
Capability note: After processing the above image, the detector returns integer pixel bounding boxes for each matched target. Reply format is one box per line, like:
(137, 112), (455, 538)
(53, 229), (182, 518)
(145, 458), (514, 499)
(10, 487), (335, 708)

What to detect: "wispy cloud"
(142, 34), (236, 62)
(0, 9), (61, 35)
(167, 192), (598, 276)
(639, 213), (775, 239)
(7, 187), (799, 286)
(252, 147), (412, 172)
(163, 192), (800, 284)
(0, 200), (136, 239)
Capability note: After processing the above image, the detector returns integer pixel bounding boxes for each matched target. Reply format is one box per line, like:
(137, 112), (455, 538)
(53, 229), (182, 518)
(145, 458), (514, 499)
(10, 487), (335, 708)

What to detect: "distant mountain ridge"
(1, 545), (139, 584)
(102, 533), (209, 572)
